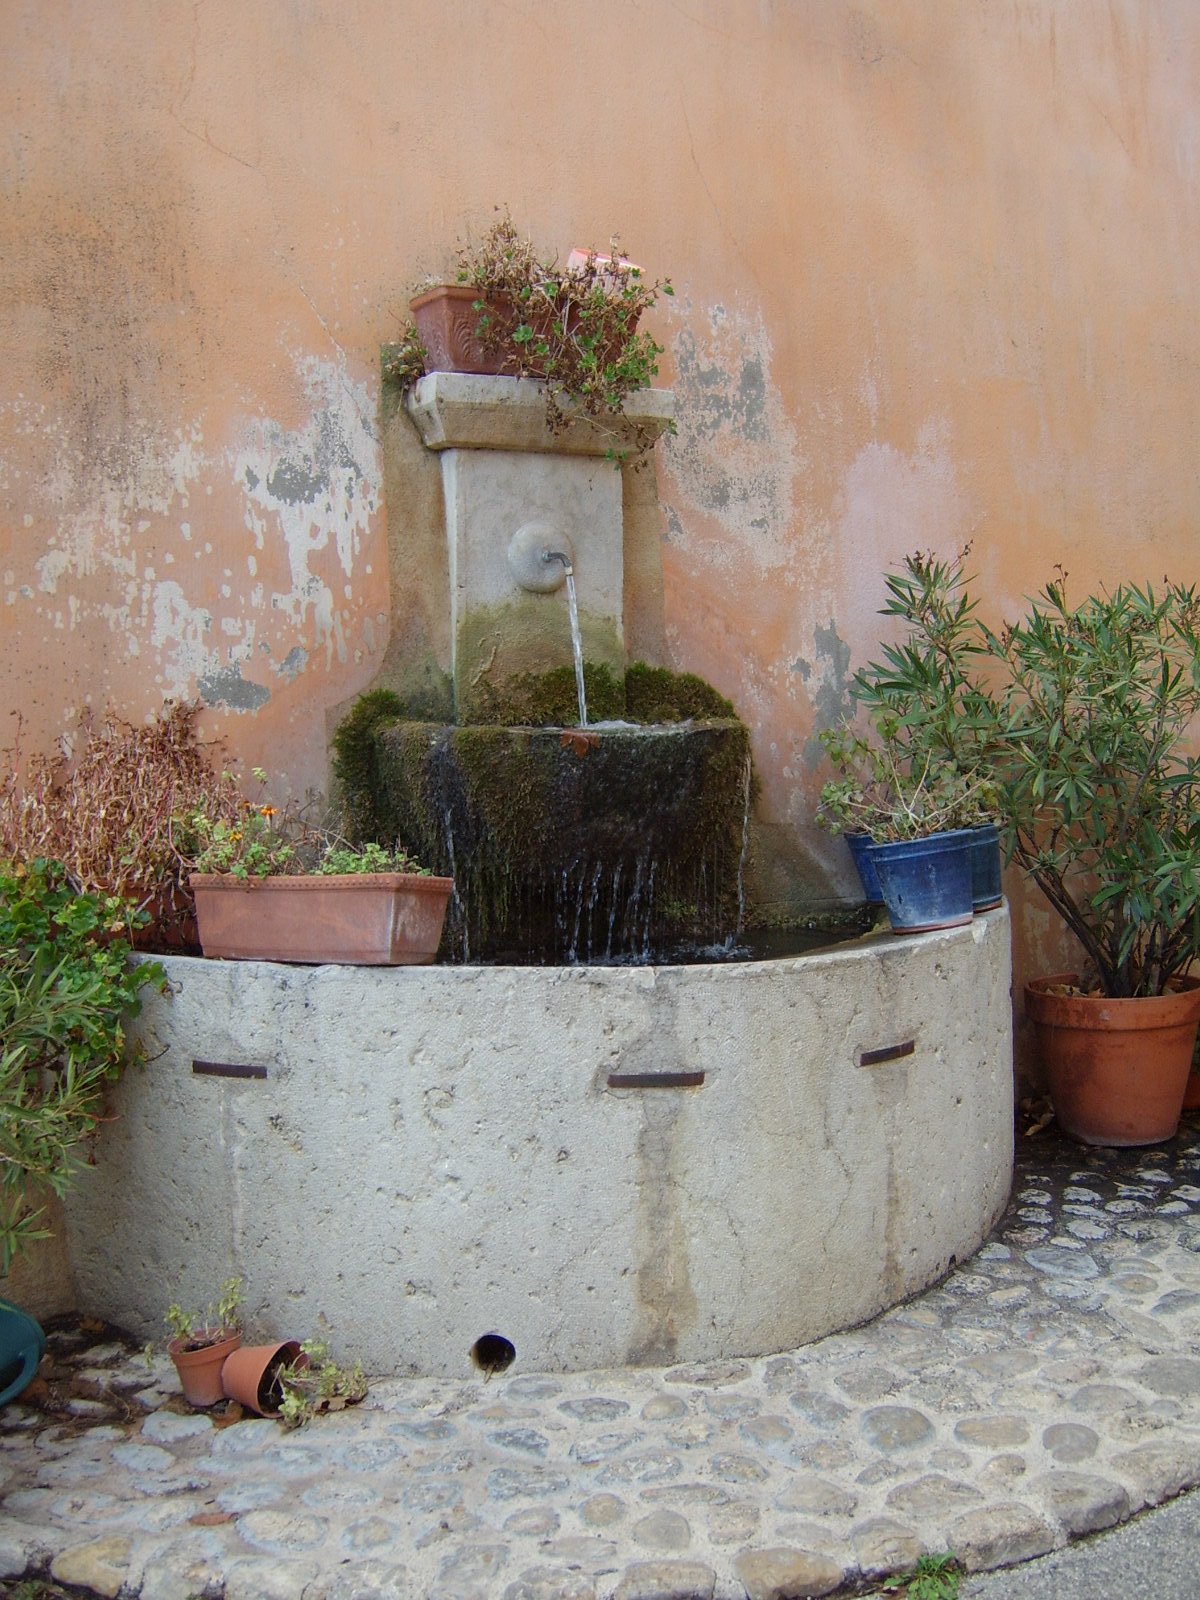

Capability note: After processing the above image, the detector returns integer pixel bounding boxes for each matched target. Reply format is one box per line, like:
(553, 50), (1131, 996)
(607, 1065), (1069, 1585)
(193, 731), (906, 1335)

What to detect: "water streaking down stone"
(3, 1122), (1200, 1599)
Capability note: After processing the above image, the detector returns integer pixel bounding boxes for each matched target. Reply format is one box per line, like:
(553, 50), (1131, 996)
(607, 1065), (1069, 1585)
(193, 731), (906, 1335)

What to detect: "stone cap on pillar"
(404, 372), (675, 456)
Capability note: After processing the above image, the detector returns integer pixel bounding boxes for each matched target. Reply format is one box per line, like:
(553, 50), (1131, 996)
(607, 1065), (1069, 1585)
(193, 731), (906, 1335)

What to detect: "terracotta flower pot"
(411, 285), (515, 376)
(167, 1331), (242, 1408)
(189, 872), (454, 965)
(1025, 973), (1200, 1147)
(220, 1340), (302, 1415)
(409, 286), (605, 381)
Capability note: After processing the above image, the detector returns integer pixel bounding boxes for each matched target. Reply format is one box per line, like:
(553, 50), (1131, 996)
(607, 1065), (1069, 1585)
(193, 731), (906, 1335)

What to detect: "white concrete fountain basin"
(66, 908), (1013, 1377)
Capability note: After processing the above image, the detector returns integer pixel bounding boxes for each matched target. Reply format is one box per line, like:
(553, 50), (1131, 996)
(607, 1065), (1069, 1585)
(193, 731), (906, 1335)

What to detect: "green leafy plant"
(881, 1551), (960, 1599)
(381, 318), (427, 390)
(0, 860), (166, 1271)
(411, 213), (675, 465)
(180, 770), (431, 880)
(275, 1337), (367, 1428)
(987, 576), (1200, 998)
(163, 1276), (243, 1351)
(316, 841), (428, 876)
(818, 725), (995, 843)
(818, 552), (999, 841)
(180, 769), (301, 879)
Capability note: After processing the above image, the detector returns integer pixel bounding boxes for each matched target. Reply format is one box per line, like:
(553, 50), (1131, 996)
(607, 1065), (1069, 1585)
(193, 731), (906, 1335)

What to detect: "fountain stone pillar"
(405, 372), (674, 722)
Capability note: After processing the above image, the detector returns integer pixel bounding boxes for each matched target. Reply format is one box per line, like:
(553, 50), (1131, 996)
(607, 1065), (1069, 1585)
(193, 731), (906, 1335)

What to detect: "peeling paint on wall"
(148, 580), (214, 694)
(794, 621), (854, 770)
(0, 347), (385, 757)
(197, 663), (272, 712)
(661, 303), (805, 575)
(234, 357), (380, 669)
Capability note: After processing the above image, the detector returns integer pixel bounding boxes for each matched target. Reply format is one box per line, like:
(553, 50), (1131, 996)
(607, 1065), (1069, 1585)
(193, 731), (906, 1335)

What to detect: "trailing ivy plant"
(0, 861), (166, 1271)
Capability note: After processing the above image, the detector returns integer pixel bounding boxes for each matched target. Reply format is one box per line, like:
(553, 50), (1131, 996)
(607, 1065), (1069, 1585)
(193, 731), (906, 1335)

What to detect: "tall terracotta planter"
(1025, 974), (1200, 1146)
(190, 873), (454, 965)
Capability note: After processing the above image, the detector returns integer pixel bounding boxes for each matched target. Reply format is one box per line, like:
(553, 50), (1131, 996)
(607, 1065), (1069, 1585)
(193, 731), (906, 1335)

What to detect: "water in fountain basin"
(565, 572), (587, 727)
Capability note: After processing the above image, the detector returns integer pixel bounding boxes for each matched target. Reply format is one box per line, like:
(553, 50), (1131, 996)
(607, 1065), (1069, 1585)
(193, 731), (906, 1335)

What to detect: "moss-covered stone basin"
(359, 719), (753, 961)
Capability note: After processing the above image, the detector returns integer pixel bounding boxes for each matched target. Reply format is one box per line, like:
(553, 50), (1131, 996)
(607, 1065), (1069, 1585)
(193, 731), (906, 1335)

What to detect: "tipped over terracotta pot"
(220, 1341), (302, 1416)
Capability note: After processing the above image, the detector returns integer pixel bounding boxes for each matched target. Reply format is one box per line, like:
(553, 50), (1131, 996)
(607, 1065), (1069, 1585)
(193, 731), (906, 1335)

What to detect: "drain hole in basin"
(470, 1333), (516, 1377)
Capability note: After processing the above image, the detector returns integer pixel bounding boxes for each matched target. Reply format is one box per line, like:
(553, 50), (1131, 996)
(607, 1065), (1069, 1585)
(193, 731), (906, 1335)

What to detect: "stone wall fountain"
(61, 373), (1014, 1377)
(344, 371), (755, 963)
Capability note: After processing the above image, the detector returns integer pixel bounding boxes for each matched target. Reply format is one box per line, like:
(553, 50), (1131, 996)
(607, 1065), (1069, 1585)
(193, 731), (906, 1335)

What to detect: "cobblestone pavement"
(3, 1119), (1200, 1600)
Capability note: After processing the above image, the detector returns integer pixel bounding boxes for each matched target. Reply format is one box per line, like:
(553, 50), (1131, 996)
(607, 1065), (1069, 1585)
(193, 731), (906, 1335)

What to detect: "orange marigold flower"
(259, 805), (277, 817)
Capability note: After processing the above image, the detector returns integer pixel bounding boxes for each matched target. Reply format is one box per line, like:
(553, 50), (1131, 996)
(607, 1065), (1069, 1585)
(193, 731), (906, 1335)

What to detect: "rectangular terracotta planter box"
(189, 873), (454, 965)
(410, 285), (519, 376)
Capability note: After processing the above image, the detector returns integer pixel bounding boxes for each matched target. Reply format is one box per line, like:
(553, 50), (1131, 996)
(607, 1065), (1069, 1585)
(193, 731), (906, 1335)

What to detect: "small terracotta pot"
(167, 1332), (242, 1408)
(220, 1341), (302, 1416)
(1025, 973), (1200, 1146)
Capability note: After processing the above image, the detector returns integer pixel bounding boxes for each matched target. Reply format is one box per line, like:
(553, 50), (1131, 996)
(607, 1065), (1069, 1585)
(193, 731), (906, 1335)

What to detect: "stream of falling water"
(442, 807), (468, 963)
(565, 573), (587, 727)
(733, 753), (752, 939)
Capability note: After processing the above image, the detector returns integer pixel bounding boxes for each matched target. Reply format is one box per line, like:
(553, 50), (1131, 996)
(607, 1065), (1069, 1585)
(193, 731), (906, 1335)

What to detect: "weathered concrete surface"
(441, 446), (625, 716)
(405, 373), (676, 457)
(402, 376), (676, 718)
(64, 909), (1012, 1377)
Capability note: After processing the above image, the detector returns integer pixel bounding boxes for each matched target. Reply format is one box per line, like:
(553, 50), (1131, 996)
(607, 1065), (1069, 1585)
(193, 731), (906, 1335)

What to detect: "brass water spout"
(541, 548), (574, 578)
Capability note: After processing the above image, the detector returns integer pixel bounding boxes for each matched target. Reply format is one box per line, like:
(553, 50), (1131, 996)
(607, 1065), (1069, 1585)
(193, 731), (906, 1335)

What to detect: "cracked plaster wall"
(2, 4), (1199, 1005)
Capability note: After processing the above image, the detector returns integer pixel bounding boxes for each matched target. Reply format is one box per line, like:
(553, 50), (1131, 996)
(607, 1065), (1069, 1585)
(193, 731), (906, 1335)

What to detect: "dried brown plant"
(0, 702), (240, 948)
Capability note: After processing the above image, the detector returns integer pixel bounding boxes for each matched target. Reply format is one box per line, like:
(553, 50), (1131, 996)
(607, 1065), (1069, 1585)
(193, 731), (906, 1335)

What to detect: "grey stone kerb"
(65, 909), (1013, 1380)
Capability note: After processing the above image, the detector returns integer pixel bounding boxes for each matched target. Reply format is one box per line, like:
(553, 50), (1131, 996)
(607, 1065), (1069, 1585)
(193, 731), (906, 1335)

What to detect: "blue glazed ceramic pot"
(969, 823), (1003, 911)
(871, 830), (975, 933)
(844, 832), (885, 905)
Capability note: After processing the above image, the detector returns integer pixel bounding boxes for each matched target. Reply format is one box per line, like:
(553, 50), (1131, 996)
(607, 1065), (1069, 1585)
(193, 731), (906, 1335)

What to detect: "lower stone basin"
(64, 908), (1013, 1377)
(364, 719), (753, 961)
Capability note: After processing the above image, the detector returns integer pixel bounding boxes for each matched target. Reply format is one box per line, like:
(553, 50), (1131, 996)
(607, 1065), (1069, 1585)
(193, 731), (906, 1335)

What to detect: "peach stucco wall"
(3, 2), (1199, 1004)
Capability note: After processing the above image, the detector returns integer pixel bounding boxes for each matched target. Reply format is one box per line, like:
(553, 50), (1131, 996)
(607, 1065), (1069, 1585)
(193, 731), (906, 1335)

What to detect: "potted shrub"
(989, 577), (1200, 1145)
(180, 775), (454, 965)
(818, 552), (1001, 932)
(819, 731), (991, 933)
(163, 1278), (243, 1408)
(393, 214), (674, 466)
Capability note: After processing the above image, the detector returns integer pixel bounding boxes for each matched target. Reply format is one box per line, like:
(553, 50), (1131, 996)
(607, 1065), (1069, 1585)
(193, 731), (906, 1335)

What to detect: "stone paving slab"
(2, 1121), (1200, 1599)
